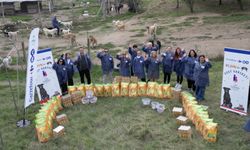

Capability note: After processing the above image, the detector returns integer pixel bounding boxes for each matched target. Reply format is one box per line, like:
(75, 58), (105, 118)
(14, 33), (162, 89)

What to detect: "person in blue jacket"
(244, 118), (250, 132)
(128, 44), (139, 76)
(63, 53), (75, 86)
(116, 51), (131, 77)
(52, 15), (60, 36)
(193, 55), (212, 101)
(74, 47), (92, 84)
(173, 47), (186, 90)
(182, 49), (197, 92)
(162, 46), (174, 84)
(145, 51), (161, 82)
(97, 48), (114, 83)
(133, 50), (146, 82)
(142, 42), (158, 57)
(53, 58), (68, 95)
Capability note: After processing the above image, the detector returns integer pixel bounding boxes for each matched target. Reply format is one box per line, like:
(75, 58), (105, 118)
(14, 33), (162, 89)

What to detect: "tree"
(219, 0), (222, 5)
(186, 0), (194, 13)
(176, 0), (180, 8)
(237, 0), (243, 10)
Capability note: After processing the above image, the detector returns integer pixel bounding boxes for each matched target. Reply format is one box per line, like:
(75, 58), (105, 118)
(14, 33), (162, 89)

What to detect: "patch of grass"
(195, 35), (213, 40)
(203, 13), (250, 24)
(130, 33), (145, 37)
(8, 15), (33, 22)
(97, 42), (116, 49)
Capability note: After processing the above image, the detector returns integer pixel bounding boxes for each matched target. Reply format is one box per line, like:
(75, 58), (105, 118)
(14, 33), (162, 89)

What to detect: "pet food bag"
(77, 84), (86, 96)
(129, 83), (138, 97)
(103, 84), (112, 97)
(94, 84), (104, 97)
(203, 123), (218, 143)
(147, 82), (156, 97)
(137, 82), (147, 96)
(155, 84), (163, 99)
(112, 83), (120, 97)
(113, 76), (122, 83)
(162, 84), (172, 99)
(68, 86), (76, 94)
(120, 82), (129, 96)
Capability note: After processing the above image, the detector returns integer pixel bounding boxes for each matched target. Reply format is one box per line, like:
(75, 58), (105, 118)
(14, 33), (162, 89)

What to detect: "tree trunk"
(186, 0), (194, 13)
(219, 0), (222, 5)
(176, 0), (179, 8)
(237, 0), (244, 10)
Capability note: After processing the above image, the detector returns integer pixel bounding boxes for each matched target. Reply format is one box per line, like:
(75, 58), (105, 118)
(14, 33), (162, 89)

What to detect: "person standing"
(74, 47), (92, 84)
(97, 48), (114, 83)
(128, 44), (138, 76)
(53, 58), (68, 95)
(162, 46), (174, 84)
(193, 55), (212, 101)
(145, 51), (161, 82)
(52, 15), (60, 36)
(116, 51), (131, 77)
(142, 42), (158, 57)
(182, 49), (197, 92)
(63, 53), (75, 86)
(173, 47), (185, 90)
(133, 50), (146, 82)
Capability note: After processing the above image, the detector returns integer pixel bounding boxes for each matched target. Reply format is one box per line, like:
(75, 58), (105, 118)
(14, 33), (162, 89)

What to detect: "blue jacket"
(182, 56), (197, 80)
(64, 58), (75, 79)
(52, 16), (59, 28)
(116, 55), (131, 77)
(162, 51), (174, 73)
(97, 52), (114, 74)
(128, 47), (137, 65)
(142, 46), (158, 57)
(53, 63), (68, 85)
(133, 56), (146, 79)
(145, 57), (161, 79)
(193, 61), (212, 87)
(74, 54), (92, 71)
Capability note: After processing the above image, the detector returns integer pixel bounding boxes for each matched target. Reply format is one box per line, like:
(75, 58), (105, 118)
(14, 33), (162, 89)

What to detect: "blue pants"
(244, 118), (250, 132)
(195, 86), (206, 101)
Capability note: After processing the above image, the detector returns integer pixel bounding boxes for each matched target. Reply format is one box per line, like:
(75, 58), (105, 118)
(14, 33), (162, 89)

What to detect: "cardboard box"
(178, 125), (192, 139)
(56, 114), (68, 125)
(61, 94), (73, 107)
(53, 126), (65, 137)
(176, 115), (188, 125)
(172, 107), (183, 117)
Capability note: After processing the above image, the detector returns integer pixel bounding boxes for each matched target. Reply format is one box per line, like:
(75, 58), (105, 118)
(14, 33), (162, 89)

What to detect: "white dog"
(2, 56), (12, 68)
(112, 20), (125, 31)
(8, 31), (19, 41)
(61, 28), (71, 35)
(43, 28), (57, 38)
(58, 20), (73, 29)
(147, 23), (157, 36)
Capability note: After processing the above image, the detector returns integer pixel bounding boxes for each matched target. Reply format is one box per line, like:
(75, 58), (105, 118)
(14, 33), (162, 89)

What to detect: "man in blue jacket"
(133, 50), (146, 82)
(116, 51), (131, 77)
(128, 44), (138, 76)
(53, 58), (68, 95)
(97, 49), (114, 83)
(74, 47), (92, 84)
(52, 15), (60, 36)
(162, 47), (174, 84)
(63, 53), (75, 85)
(193, 55), (212, 101)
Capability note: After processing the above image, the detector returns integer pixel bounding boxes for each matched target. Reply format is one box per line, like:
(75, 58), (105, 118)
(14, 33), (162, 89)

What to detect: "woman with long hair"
(173, 47), (185, 90)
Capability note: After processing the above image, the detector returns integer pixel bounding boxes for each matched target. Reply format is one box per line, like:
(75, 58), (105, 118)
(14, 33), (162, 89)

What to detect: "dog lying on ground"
(112, 20), (125, 31)
(61, 28), (71, 35)
(146, 23), (157, 36)
(88, 35), (97, 48)
(43, 28), (57, 38)
(58, 20), (73, 29)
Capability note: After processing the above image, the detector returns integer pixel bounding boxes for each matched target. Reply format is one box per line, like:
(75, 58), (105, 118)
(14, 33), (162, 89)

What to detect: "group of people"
(53, 41), (212, 101)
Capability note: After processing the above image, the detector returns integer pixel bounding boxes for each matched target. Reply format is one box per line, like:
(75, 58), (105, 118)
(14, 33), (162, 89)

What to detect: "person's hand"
(54, 58), (58, 62)
(205, 57), (209, 62)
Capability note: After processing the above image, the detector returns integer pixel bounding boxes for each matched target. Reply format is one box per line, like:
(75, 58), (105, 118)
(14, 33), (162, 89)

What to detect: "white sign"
(220, 48), (250, 115)
(35, 48), (61, 103)
(24, 28), (39, 108)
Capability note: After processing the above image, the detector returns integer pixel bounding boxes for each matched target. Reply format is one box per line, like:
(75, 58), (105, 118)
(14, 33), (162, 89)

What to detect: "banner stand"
(16, 108), (30, 128)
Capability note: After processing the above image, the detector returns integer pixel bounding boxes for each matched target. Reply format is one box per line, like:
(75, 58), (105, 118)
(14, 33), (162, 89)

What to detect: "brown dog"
(63, 33), (77, 47)
(88, 35), (97, 48)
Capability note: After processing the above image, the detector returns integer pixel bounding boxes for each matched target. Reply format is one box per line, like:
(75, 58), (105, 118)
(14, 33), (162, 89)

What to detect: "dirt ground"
(1, 5), (250, 66)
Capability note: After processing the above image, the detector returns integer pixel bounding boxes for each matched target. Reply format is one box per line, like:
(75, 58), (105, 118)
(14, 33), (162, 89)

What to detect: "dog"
(222, 87), (232, 108)
(37, 84), (50, 101)
(63, 33), (77, 46)
(88, 35), (97, 48)
(112, 20), (125, 31)
(8, 31), (19, 41)
(43, 28), (57, 38)
(146, 23), (157, 37)
(61, 28), (71, 35)
(2, 56), (12, 69)
(16, 20), (29, 29)
(58, 20), (73, 29)
(241, 67), (248, 71)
